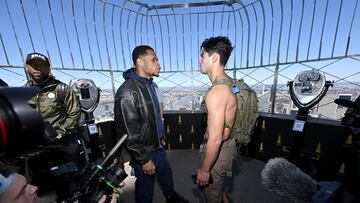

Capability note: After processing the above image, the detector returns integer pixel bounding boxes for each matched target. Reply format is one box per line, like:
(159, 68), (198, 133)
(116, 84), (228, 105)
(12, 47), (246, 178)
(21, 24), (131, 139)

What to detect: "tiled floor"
(119, 149), (286, 203)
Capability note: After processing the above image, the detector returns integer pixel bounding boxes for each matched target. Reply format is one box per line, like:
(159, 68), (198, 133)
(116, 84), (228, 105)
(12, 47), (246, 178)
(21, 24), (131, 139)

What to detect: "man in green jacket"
(24, 52), (81, 201)
(25, 52), (80, 140)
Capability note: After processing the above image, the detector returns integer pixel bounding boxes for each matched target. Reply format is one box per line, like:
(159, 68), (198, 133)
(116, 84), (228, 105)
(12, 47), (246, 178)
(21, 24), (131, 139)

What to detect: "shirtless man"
(195, 36), (237, 203)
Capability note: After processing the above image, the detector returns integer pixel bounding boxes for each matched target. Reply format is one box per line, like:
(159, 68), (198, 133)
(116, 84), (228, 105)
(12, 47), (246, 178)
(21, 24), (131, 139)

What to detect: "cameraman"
(0, 166), (38, 203)
(339, 95), (360, 203)
(0, 166), (120, 203)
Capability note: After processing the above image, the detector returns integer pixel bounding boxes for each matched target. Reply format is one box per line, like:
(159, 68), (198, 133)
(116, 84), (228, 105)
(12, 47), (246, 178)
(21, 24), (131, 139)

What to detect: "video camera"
(0, 87), (44, 156)
(68, 134), (128, 203)
(0, 87), (128, 202)
(335, 97), (360, 128)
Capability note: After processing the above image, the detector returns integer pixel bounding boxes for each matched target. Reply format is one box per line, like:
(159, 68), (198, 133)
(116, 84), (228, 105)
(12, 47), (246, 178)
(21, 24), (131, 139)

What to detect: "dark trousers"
(133, 148), (175, 203)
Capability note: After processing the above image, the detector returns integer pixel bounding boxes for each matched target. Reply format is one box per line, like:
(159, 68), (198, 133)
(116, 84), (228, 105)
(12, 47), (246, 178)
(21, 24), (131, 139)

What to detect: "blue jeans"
(133, 148), (175, 203)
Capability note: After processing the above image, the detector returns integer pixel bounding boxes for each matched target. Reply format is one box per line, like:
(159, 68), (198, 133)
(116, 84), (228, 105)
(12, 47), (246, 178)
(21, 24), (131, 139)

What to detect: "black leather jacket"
(114, 69), (161, 165)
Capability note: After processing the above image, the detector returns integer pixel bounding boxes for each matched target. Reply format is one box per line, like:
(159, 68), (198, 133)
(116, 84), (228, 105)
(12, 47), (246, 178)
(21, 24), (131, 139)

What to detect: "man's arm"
(60, 85), (81, 135)
(114, 95), (149, 165)
(197, 85), (227, 185)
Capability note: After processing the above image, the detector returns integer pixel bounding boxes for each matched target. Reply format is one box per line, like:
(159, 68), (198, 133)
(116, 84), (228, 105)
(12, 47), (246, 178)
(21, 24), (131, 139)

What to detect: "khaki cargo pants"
(200, 138), (234, 203)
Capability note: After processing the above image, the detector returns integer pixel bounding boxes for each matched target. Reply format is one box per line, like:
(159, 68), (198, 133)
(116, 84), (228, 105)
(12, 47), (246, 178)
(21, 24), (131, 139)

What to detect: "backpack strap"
(212, 79), (233, 86)
(55, 83), (66, 105)
(213, 79), (240, 95)
(211, 78), (237, 139)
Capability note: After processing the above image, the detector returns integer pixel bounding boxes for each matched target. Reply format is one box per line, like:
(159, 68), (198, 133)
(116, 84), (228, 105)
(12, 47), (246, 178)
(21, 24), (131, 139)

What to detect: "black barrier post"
(83, 112), (101, 161)
(288, 109), (309, 163)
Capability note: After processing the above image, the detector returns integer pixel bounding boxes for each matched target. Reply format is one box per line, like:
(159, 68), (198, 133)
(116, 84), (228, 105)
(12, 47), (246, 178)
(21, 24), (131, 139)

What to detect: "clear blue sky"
(0, 0), (359, 89)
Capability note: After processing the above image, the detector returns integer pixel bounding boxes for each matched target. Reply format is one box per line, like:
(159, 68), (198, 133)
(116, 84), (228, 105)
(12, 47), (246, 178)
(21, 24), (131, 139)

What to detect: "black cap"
(26, 52), (50, 66)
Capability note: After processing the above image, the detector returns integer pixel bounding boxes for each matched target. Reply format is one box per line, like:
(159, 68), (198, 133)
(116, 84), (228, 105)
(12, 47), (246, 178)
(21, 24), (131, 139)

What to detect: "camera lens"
(0, 87), (44, 156)
(0, 97), (17, 154)
(105, 164), (128, 187)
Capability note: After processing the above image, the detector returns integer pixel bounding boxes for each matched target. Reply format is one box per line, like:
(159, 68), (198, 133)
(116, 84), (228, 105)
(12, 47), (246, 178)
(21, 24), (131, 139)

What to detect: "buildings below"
(94, 82), (360, 122)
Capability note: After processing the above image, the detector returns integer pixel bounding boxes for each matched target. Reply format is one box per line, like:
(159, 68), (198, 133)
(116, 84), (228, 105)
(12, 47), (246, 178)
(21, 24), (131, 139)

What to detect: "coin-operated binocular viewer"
(70, 79), (101, 161)
(287, 70), (332, 163)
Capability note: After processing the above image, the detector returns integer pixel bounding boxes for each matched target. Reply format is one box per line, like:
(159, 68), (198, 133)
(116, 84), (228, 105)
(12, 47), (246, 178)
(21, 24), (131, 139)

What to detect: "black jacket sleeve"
(114, 91), (149, 165)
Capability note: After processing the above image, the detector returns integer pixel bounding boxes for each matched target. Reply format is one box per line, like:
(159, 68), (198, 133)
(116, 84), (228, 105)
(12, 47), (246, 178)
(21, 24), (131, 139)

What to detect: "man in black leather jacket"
(114, 45), (188, 203)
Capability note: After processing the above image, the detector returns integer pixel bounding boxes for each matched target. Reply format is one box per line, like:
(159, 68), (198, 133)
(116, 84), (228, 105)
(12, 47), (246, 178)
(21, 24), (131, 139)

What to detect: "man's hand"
(97, 182), (125, 203)
(98, 193), (118, 203)
(142, 160), (156, 175)
(196, 168), (210, 186)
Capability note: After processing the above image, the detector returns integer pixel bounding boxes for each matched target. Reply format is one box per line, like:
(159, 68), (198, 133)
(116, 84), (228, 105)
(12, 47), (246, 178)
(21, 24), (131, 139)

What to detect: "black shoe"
(166, 192), (189, 203)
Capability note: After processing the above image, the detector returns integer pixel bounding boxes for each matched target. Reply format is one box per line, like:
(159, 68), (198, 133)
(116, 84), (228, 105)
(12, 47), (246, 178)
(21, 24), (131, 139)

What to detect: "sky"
(0, 0), (359, 90)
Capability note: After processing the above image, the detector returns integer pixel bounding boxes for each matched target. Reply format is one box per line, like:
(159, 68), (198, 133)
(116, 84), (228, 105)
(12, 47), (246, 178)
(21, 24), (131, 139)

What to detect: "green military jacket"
(26, 77), (80, 136)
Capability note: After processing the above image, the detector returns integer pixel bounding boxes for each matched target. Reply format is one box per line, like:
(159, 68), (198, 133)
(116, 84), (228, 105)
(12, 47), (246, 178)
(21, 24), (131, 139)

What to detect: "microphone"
(261, 157), (318, 202)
